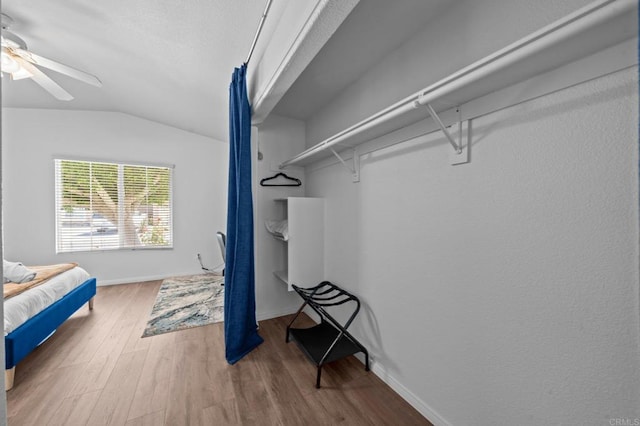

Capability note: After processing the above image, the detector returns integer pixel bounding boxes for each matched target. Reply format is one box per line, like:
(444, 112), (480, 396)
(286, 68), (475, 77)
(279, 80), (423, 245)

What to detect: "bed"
(4, 265), (96, 390)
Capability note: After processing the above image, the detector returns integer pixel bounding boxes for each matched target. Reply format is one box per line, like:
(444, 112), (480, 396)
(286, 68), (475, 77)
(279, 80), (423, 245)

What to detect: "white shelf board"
(274, 270), (288, 284)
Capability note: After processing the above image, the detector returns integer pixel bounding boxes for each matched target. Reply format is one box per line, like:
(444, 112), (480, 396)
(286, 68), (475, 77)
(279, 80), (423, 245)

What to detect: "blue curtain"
(224, 64), (263, 364)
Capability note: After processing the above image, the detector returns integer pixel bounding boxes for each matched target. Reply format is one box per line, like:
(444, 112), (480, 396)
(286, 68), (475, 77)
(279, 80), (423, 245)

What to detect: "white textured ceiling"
(1, 0), (267, 141)
(1, 0), (455, 141)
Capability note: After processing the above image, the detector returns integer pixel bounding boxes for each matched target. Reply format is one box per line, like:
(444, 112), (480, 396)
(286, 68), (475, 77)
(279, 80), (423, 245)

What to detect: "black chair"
(216, 231), (226, 277)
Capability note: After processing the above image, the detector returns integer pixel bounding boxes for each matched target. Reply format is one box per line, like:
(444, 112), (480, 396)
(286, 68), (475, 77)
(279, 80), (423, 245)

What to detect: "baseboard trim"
(97, 274), (170, 286)
(269, 310), (450, 425)
(257, 306), (299, 322)
(351, 353), (451, 426)
(95, 283), (447, 425)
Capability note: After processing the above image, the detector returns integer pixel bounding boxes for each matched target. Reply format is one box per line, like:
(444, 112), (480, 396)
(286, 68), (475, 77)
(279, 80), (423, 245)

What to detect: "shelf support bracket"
(425, 103), (461, 153)
(423, 104), (470, 165)
(329, 147), (360, 182)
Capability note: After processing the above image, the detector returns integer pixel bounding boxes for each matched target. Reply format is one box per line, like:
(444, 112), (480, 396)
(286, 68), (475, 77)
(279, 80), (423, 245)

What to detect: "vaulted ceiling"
(1, 0), (268, 141)
(1, 0), (454, 141)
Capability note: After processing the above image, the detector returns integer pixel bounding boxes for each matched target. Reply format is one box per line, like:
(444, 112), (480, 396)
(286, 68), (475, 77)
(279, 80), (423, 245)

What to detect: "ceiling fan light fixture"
(1, 48), (21, 74)
(10, 66), (32, 80)
(1, 13), (101, 100)
(1, 30), (27, 50)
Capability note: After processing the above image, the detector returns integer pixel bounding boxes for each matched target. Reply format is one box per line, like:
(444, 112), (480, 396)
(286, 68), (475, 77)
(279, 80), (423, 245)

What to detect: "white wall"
(294, 0), (640, 424)
(1, 109), (228, 285)
(305, 0), (601, 147)
(305, 53), (639, 426)
(0, 107), (7, 423)
(253, 114), (307, 319)
(248, 0), (359, 124)
(248, 0), (319, 103)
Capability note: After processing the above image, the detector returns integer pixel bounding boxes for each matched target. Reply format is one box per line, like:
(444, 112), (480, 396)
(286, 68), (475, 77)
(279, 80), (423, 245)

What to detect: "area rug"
(142, 273), (224, 337)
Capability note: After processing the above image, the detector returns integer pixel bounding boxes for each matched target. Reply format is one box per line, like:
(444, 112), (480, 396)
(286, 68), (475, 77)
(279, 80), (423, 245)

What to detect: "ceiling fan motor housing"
(0, 12), (101, 100)
(0, 12), (14, 30)
(1, 14), (28, 50)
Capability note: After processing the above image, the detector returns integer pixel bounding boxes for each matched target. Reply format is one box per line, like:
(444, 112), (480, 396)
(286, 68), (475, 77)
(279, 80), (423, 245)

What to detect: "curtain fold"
(224, 64), (263, 364)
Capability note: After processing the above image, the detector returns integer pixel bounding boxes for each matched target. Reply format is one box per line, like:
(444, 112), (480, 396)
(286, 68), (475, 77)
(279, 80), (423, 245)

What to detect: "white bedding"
(4, 266), (91, 336)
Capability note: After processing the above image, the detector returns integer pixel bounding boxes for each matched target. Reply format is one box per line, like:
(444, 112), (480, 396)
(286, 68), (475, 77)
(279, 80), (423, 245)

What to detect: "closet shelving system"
(270, 197), (324, 291)
(278, 0), (637, 178)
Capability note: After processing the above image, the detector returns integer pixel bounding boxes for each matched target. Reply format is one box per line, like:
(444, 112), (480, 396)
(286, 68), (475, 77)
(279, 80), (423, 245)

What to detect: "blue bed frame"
(4, 277), (96, 390)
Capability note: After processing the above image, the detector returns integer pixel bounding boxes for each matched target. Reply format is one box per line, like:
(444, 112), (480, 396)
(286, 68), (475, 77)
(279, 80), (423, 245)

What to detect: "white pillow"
(3, 260), (37, 284)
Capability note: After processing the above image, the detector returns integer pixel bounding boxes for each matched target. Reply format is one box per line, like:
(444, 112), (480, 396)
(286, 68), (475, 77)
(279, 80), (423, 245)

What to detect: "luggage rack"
(286, 281), (369, 388)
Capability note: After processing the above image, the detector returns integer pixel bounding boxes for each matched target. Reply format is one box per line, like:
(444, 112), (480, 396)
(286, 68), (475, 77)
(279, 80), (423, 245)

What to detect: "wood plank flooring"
(6, 281), (432, 425)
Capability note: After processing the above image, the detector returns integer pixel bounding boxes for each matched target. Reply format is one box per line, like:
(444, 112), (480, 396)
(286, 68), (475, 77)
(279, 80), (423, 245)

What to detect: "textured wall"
(0, 107), (6, 422)
(305, 0), (597, 147)
(253, 114), (308, 319)
(2, 109), (228, 284)
(306, 66), (639, 425)
(249, 0), (640, 423)
(249, 0), (359, 124)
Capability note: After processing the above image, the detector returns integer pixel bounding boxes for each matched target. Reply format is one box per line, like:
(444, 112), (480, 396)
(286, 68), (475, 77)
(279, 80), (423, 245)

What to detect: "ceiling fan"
(0, 13), (101, 100)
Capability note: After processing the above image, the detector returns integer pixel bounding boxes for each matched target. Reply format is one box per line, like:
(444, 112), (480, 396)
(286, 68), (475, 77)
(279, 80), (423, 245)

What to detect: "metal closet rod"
(246, 0), (274, 65)
(279, 0), (633, 169)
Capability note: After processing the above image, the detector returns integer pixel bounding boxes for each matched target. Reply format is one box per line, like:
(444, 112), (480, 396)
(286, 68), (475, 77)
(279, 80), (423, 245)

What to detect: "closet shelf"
(274, 270), (288, 284)
(271, 197), (324, 291)
(279, 0), (636, 169)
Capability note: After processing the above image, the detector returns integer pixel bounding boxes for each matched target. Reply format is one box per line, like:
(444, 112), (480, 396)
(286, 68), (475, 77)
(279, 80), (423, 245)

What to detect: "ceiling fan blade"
(14, 56), (73, 101)
(15, 48), (102, 87)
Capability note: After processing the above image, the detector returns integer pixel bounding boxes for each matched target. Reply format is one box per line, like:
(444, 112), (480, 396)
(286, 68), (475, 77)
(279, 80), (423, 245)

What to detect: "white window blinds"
(54, 159), (173, 253)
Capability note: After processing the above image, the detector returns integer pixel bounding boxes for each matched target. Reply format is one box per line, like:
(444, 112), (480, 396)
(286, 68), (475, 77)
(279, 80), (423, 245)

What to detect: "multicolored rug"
(142, 273), (224, 337)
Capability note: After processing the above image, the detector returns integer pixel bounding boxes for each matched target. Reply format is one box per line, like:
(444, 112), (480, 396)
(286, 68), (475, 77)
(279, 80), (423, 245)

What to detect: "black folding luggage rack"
(286, 281), (369, 388)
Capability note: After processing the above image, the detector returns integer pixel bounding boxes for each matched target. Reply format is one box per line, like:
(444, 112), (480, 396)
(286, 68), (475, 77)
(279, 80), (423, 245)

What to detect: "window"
(55, 159), (173, 253)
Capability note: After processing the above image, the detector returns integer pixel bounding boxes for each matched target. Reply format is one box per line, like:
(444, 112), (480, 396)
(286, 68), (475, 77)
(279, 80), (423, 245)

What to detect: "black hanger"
(260, 172), (302, 187)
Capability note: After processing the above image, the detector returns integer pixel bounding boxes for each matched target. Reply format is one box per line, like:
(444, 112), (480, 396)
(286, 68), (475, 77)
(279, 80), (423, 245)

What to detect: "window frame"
(54, 158), (174, 253)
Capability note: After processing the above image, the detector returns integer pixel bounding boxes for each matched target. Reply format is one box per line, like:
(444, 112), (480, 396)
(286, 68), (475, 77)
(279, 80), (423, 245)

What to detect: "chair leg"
(88, 297), (94, 310)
